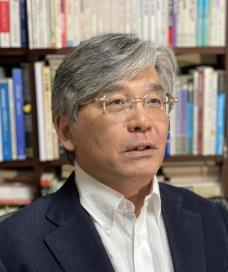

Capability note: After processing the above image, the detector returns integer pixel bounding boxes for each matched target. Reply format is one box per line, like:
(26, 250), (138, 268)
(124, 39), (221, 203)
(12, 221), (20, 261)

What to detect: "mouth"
(124, 143), (156, 158)
(126, 143), (154, 152)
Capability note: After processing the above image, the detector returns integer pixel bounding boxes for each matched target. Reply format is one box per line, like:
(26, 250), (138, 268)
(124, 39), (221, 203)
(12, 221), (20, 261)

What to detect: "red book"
(0, 0), (10, 47)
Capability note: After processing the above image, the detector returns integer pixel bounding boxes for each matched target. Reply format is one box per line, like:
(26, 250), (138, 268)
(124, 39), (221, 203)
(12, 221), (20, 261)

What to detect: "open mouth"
(126, 143), (154, 152)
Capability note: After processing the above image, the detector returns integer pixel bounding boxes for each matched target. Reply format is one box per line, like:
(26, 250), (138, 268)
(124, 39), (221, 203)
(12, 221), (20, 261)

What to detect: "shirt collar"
(74, 162), (162, 232)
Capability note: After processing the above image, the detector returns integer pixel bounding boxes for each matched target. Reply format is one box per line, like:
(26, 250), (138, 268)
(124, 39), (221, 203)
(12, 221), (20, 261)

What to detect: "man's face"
(68, 68), (168, 188)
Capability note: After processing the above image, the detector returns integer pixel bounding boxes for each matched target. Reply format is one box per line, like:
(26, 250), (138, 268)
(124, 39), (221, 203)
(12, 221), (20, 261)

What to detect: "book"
(0, 79), (11, 161)
(12, 68), (26, 160)
(0, 0), (10, 47)
(9, 0), (21, 47)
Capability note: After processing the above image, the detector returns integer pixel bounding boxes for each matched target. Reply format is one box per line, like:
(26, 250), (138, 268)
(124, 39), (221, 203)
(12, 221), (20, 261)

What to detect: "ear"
(54, 115), (75, 152)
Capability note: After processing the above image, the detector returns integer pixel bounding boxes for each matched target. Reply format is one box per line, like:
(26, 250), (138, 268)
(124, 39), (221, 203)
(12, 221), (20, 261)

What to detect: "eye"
(146, 97), (162, 106)
(106, 98), (126, 106)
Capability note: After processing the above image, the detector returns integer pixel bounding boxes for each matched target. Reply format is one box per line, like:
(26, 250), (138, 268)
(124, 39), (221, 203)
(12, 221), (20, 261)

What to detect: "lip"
(124, 148), (156, 158)
(123, 143), (157, 158)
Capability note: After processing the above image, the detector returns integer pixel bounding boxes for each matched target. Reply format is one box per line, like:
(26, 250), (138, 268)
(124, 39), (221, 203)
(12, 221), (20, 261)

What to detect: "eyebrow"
(105, 83), (163, 93)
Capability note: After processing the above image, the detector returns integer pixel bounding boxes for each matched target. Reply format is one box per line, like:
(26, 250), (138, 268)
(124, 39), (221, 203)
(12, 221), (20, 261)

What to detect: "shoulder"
(0, 194), (53, 239)
(159, 182), (228, 226)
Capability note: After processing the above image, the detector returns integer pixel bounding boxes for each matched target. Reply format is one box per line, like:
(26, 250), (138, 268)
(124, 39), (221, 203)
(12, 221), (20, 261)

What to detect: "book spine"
(196, 0), (204, 46)
(197, 67), (204, 154)
(42, 66), (54, 160)
(8, 78), (17, 160)
(203, 0), (209, 46)
(22, 63), (33, 158)
(216, 71), (225, 155)
(192, 70), (199, 155)
(168, 0), (173, 47)
(0, 80), (11, 161)
(26, 0), (33, 48)
(20, 0), (28, 47)
(12, 68), (26, 160)
(34, 61), (46, 161)
(187, 78), (193, 154)
(9, 0), (21, 47)
(0, 0), (10, 47)
(60, 0), (67, 47)
(172, 0), (178, 47)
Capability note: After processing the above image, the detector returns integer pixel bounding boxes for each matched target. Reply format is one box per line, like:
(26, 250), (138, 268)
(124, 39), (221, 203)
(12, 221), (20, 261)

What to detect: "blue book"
(203, 0), (210, 45)
(165, 130), (170, 157)
(20, 0), (28, 47)
(197, 0), (204, 46)
(13, 68), (26, 160)
(216, 72), (226, 155)
(0, 81), (12, 161)
(187, 80), (194, 154)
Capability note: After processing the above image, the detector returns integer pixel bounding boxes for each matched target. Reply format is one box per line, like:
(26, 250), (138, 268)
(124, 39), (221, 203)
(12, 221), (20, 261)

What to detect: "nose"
(126, 103), (153, 133)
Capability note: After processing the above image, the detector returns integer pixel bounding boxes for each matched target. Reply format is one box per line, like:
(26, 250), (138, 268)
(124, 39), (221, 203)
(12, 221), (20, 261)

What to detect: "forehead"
(105, 67), (162, 95)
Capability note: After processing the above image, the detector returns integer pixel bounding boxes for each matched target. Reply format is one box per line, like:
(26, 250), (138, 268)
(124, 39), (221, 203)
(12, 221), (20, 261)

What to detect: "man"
(0, 33), (228, 272)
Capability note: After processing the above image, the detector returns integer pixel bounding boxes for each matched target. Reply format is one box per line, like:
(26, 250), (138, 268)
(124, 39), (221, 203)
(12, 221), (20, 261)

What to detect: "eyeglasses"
(79, 91), (178, 117)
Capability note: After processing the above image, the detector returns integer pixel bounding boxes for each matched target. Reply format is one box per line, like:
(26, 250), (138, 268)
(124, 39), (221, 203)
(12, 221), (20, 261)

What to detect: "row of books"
(1, 0), (225, 49)
(169, 67), (226, 156)
(0, 65), (33, 161)
(35, 55), (64, 161)
(0, 0), (28, 48)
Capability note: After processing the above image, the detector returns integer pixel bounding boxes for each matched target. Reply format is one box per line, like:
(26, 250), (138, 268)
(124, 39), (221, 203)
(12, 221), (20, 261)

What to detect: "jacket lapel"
(160, 183), (206, 272)
(44, 172), (115, 272)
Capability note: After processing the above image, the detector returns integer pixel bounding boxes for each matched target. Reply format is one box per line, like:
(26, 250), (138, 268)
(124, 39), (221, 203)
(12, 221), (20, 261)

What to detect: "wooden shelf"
(0, 160), (36, 169)
(164, 155), (224, 163)
(39, 158), (69, 167)
(0, 48), (28, 56)
(174, 47), (226, 55)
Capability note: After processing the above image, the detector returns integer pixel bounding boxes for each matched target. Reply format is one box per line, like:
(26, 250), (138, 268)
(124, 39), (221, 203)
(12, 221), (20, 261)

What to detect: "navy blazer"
(0, 171), (228, 272)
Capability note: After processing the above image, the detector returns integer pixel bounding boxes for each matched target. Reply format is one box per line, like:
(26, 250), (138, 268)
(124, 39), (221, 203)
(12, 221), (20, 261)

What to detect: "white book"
(8, 78), (17, 160)
(219, 0), (226, 46)
(202, 67), (214, 155)
(95, 0), (104, 35)
(170, 107), (176, 155)
(141, 0), (150, 40)
(26, 0), (34, 48)
(185, 0), (197, 46)
(42, 66), (54, 160)
(9, 0), (21, 47)
(176, 0), (184, 46)
(208, 70), (218, 155)
(72, 0), (81, 45)
(209, 0), (221, 46)
(54, 0), (62, 48)
(117, 0), (126, 33)
(110, 0), (118, 33)
(149, 0), (156, 42)
(124, 0), (132, 33)
(102, 0), (112, 34)
(160, 0), (169, 46)
(91, 0), (97, 37)
(131, 0), (142, 38)
(34, 61), (46, 161)
(192, 70), (199, 155)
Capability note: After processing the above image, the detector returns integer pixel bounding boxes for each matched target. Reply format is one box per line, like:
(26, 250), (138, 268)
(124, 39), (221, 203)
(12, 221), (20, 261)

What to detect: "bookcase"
(0, 0), (228, 210)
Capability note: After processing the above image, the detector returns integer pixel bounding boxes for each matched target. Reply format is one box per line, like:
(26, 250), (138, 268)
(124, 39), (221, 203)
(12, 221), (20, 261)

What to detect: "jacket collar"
(160, 183), (206, 272)
(44, 172), (115, 272)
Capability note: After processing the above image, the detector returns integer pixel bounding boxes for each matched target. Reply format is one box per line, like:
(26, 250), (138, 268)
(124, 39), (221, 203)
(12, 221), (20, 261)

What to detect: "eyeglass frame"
(79, 91), (178, 116)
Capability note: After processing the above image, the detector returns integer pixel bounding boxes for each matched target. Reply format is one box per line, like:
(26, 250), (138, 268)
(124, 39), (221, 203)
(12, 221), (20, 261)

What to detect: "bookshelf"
(0, 0), (228, 209)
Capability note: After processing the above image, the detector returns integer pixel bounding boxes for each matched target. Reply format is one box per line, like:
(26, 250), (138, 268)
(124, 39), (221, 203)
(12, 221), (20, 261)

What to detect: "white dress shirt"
(75, 162), (174, 272)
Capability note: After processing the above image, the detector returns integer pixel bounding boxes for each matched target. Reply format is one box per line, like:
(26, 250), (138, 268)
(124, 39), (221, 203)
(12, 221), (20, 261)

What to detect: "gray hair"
(52, 33), (178, 163)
